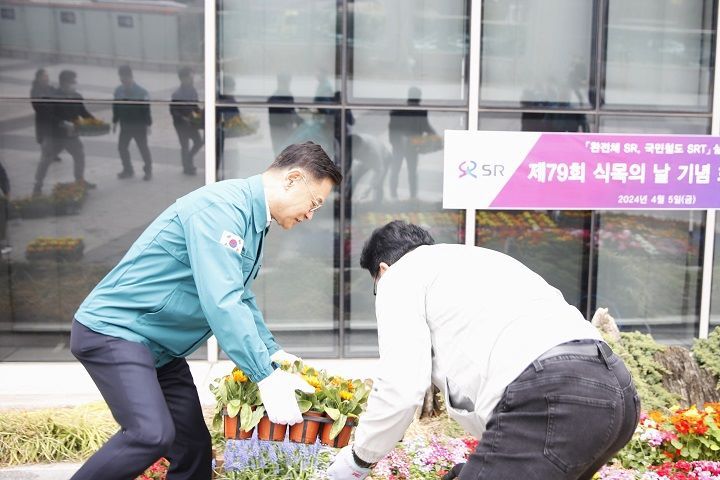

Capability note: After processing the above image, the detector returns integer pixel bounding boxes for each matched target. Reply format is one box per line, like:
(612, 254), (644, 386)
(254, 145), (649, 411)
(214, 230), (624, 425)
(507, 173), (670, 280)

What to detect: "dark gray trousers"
(118, 124), (152, 174)
(69, 320), (212, 480)
(452, 341), (640, 480)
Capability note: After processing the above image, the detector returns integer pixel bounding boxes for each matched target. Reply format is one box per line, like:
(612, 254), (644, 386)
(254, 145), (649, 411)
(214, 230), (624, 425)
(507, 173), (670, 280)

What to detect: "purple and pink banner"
(443, 131), (720, 210)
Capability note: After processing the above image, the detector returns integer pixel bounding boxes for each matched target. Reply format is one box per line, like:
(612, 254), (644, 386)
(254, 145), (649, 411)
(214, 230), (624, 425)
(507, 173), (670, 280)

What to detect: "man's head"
(178, 66), (194, 87)
(360, 221), (435, 284)
(58, 70), (77, 93)
(263, 142), (342, 229)
(118, 65), (134, 87)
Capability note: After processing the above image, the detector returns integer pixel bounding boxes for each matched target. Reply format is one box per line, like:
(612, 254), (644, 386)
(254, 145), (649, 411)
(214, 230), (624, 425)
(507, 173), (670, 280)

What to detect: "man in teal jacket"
(69, 142), (342, 480)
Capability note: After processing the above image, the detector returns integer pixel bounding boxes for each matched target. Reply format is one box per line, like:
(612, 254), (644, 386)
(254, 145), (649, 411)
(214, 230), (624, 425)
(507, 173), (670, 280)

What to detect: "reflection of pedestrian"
(388, 87), (436, 200)
(33, 70), (96, 196)
(217, 74), (240, 176)
(0, 161), (9, 252)
(170, 67), (203, 176)
(267, 73), (303, 156)
(348, 133), (390, 203)
(30, 69), (61, 163)
(113, 66), (153, 181)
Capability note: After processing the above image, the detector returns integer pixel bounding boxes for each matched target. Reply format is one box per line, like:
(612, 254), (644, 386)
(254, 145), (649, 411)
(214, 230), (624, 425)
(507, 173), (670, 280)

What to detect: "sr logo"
(458, 161), (505, 179)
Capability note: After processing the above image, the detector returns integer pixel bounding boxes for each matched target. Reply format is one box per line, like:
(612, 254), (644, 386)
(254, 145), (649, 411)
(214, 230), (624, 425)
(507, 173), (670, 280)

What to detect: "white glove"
(270, 349), (301, 365)
(327, 446), (371, 480)
(257, 369), (314, 425)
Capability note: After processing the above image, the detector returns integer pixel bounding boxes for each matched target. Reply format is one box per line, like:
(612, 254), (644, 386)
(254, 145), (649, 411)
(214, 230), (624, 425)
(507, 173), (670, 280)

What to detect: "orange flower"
(649, 410), (666, 424)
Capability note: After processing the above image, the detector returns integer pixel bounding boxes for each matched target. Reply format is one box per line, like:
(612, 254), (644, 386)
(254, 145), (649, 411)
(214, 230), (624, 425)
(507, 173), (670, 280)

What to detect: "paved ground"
(0, 463), (82, 480)
(0, 358), (379, 409)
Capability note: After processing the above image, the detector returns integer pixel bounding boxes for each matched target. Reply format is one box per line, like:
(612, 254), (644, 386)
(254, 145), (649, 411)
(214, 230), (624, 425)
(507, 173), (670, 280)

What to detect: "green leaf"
(670, 439), (684, 450)
(329, 414), (348, 440)
(227, 399), (241, 418)
(324, 407), (340, 421)
(249, 406), (265, 430)
(297, 399), (312, 413)
(239, 403), (253, 431)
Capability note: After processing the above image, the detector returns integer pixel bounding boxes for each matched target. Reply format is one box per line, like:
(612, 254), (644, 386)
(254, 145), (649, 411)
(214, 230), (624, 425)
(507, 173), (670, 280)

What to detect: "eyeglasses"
(373, 275), (379, 296)
(299, 174), (323, 212)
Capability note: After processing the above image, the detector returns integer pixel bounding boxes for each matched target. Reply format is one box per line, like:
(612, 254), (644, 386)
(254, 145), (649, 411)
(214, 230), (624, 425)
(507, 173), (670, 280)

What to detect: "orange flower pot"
(288, 411), (326, 444)
(320, 419), (357, 448)
(257, 415), (287, 442)
(223, 415), (253, 440)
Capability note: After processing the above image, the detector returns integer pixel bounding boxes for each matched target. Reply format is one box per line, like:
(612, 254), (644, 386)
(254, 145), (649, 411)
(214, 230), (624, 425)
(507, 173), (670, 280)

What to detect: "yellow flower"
(232, 369), (248, 383)
(304, 375), (323, 392)
(340, 390), (353, 401)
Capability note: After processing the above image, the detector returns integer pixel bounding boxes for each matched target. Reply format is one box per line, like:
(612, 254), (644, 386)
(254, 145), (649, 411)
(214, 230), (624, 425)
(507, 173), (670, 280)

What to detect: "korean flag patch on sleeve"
(219, 230), (244, 254)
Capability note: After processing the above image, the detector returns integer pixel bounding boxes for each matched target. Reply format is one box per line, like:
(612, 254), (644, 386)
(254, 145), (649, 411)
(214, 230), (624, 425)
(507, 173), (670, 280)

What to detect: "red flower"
(674, 420), (691, 434)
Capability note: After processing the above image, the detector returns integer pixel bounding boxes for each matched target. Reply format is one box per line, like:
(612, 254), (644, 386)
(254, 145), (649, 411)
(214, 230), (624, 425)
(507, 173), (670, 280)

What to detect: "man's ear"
(285, 169), (302, 185)
(379, 262), (390, 276)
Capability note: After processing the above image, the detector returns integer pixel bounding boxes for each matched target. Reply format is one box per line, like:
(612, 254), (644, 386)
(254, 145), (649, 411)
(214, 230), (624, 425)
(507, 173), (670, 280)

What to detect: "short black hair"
(268, 142), (342, 186)
(118, 65), (133, 77)
(360, 221), (435, 278)
(59, 70), (77, 85)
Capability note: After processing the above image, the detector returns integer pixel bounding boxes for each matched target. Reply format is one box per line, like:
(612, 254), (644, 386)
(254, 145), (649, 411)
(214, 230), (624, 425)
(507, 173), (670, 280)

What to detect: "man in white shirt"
(327, 221), (639, 480)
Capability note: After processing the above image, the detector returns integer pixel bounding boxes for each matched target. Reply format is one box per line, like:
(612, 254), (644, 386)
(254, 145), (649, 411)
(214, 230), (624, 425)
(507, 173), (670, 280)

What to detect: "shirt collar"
(247, 174), (269, 234)
(264, 190), (271, 227)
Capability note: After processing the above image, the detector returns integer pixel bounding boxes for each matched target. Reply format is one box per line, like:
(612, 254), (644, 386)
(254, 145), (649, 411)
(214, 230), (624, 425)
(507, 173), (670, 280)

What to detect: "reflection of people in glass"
(33, 70), (96, 196)
(113, 66), (153, 181)
(170, 67), (203, 176)
(388, 87), (436, 200)
(349, 133), (390, 203)
(267, 73), (303, 156)
(217, 74), (240, 176)
(520, 60), (591, 133)
(0, 161), (9, 254)
(30, 69), (60, 163)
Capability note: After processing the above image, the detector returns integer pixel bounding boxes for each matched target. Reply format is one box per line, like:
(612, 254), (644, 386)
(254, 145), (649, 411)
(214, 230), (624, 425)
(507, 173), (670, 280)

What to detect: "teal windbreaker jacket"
(75, 175), (279, 382)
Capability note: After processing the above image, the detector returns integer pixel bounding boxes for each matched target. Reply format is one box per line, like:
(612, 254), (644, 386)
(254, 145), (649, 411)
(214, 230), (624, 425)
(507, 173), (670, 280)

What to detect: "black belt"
(537, 340), (610, 362)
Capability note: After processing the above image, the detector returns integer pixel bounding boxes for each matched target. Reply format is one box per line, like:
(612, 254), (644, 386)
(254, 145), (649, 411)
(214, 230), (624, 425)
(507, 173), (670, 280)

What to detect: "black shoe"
(143, 172), (152, 181)
(117, 170), (134, 179)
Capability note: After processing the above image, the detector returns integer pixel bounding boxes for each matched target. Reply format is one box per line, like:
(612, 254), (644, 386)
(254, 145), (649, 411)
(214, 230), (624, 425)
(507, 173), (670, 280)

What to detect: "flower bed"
(10, 182), (88, 219)
(136, 458), (169, 480)
(615, 404), (720, 469)
(25, 237), (84, 262)
(596, 461), (720, 479)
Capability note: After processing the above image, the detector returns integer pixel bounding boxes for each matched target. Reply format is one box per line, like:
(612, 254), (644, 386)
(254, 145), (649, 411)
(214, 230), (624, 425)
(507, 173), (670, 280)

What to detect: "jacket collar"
(247, 175), (268, 234)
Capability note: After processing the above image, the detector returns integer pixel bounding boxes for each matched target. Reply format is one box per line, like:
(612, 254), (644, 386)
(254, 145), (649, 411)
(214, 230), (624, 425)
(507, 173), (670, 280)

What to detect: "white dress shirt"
(352, 244), (602, 463)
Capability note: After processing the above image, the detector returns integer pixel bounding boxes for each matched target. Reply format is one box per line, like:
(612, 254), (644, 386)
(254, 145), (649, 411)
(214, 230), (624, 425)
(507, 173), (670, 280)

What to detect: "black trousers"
(173, 123), (203, 171)
(69, 321), (212, 480)
(118, 124), (152, 174)
(456, 341), (640, 480)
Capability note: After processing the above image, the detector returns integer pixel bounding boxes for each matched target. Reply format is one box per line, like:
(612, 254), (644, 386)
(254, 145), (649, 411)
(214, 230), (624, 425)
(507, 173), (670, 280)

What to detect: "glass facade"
(1, 0), (719, 362)
(0, 0), (204, 101)
(0, 100), (205, 360)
